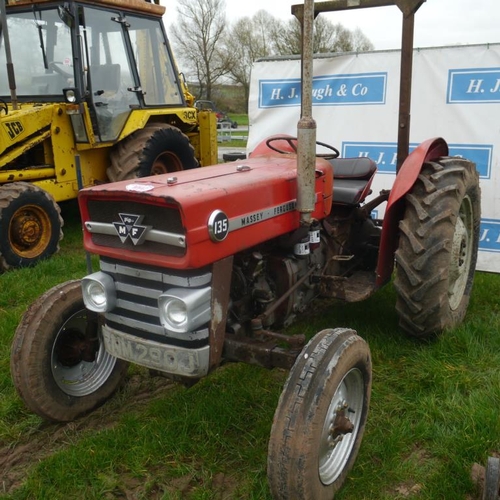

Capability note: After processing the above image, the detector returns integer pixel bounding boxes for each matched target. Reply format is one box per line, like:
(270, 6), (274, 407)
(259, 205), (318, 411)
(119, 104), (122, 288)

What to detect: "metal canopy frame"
(292, 0), (426, 181)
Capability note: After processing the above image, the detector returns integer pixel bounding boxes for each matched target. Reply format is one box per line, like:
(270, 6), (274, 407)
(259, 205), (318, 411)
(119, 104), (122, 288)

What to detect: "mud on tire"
(267, 328), (371, 500)
(394, 157), (481, 339)
(107, 123), (198, 182)
(0, 182), (63, 271)
(11, 280), (129, 422)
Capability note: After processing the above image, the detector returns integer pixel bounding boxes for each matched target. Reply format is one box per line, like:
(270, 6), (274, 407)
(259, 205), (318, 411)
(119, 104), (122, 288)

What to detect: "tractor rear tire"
(394, 158), (480, 339)
(267, 328), (371, 500)
(11, 280), (129, 422)
(0, 182), (63, 271)
(107, 123), (198, 182)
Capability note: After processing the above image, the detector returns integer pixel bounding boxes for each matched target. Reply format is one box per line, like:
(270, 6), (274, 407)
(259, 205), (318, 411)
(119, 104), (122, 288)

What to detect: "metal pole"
(0, 0), (18, 110)
(295, 0), (316, 226)
(292, 0), (425, 173)
(396, 11), (415, 172)
(75, 154), (93, 274)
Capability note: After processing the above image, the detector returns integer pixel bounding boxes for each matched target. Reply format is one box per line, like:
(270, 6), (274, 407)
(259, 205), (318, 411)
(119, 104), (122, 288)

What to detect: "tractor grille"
(100, 257), (212, 348)
(86, 199), (186, 257)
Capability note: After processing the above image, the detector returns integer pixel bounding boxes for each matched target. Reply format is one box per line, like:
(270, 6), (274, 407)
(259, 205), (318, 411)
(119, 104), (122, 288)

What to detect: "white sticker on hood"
(126, 184), (155, 192)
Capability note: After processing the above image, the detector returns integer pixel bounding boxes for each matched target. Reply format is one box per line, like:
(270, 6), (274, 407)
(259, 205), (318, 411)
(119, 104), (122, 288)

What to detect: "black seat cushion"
(329, 157), (377, 180)
(329, 157), (377, 205)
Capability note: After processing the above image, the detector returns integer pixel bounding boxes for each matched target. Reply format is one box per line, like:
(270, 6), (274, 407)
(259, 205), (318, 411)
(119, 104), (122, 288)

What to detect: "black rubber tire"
(0, 182), (63, 271)
(394, 157), (480, 339)
(107, 123), (198, 182)
(10, 280), (129, 422)
(222, 152), (246, 162)
(483, 457), (500, 500)
(267, 328), (372, 500)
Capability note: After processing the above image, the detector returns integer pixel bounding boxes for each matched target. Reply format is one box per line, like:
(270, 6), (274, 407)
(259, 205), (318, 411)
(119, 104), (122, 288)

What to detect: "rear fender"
(375, 137), (449, 286)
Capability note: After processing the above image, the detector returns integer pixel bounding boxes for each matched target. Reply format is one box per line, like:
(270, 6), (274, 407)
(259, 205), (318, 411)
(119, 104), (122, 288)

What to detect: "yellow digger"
(0, 0), (217, 270)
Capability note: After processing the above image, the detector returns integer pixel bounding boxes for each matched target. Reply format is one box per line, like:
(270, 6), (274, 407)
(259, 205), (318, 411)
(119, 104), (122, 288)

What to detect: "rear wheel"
(11, 280), (129, 422)
(0, 182), (63, 271)
(267, 328), (371, 500)
(107, 123), (198, 182)
(394, 158), (480, 338)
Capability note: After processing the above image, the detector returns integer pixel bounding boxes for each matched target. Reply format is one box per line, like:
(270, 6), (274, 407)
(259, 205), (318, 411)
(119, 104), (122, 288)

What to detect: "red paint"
(79, 154), (333, 269)
(375, 137), (449, 286)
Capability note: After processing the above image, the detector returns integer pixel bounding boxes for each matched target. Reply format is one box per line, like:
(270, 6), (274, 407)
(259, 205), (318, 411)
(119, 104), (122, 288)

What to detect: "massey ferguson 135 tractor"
(10, 0), (481, 498)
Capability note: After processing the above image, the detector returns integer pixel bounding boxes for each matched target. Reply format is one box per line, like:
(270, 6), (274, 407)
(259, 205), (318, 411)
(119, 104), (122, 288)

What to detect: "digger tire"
(0, 182), (63, 271)
(107, 123), (198, 182)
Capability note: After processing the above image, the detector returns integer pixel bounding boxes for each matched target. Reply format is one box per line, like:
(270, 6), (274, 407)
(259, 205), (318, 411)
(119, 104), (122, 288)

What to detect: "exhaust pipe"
(294, 0), (316, 226)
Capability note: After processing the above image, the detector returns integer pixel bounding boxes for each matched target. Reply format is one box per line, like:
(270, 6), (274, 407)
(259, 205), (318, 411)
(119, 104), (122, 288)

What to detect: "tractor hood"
(78, 154), (334, 269)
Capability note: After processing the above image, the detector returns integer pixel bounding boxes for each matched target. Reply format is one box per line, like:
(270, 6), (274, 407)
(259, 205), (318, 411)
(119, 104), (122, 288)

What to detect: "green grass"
(229, 114), (248, 127)
(218, 114), (248, 150)
(222, 139), (247, 148)
(1, 203), (499, 499)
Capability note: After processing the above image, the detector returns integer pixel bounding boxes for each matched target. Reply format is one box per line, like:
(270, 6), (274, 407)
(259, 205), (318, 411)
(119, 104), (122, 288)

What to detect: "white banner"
(248, 44), (500, 273)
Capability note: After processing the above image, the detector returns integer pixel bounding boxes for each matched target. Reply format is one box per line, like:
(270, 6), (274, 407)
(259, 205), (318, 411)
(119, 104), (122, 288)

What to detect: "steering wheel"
(266, 136), (340, 159)
(0, 99), (7, 115)
(48, 61), (73, 79)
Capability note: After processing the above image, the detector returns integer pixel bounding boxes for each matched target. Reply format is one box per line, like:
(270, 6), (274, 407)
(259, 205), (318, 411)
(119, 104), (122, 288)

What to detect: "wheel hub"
(448, 196), (473, 310)
(9, 204), (52, 258)
(11, 212), (43, 248)
(319, 368), (364, 486)
(330, 403), (355, 441)
(51, 310), (118, 397)
(55, 328), (98, 366)
(151, 151), (183, 174)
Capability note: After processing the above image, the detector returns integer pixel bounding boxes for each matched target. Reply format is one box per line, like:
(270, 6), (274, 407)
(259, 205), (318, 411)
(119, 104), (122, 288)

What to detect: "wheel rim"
(9, 204), (52, 259)
(51, 309), (117, 397)
(448, 195), (474, 311)
(150, 151), (183, 175)
(319, 367), (365, 485)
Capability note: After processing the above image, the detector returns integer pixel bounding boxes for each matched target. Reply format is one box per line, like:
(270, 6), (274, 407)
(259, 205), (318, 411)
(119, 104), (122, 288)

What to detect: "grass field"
(1, 200), (499, 499)
(219, 114), (249, 149)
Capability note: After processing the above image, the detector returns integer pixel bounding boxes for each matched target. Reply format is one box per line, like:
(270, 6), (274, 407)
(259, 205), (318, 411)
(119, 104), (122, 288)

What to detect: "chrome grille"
(100, 258), (212, 348)
(86, 199), (186, 257)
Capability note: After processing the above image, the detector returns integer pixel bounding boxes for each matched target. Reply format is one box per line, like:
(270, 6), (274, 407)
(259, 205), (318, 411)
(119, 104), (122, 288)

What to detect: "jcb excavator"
(0, 0), (217, 271)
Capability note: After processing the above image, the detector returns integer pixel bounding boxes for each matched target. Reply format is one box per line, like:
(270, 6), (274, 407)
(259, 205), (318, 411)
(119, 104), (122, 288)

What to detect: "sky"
(165, 0), (500, 51)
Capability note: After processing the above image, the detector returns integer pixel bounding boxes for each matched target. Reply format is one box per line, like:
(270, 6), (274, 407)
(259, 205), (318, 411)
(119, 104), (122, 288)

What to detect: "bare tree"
(170, 0), (232, 100)
(225, 10), (281, 104)
(272, 16), (374, 55)
(351, 27), (374, 52)
(170, 3), (374, 107)
(225, 12), (374, 109)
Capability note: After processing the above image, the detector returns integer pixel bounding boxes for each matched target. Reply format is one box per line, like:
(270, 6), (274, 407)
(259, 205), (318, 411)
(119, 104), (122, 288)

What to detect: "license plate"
(102, 325), (209, 377)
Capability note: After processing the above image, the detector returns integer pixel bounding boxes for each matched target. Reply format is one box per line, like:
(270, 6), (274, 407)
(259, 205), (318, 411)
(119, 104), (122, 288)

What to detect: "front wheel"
(267, 328), (372, 500)
(0, 182), (63, 271)
(394, 157), (480, 338)
(11, 280), (129, 422)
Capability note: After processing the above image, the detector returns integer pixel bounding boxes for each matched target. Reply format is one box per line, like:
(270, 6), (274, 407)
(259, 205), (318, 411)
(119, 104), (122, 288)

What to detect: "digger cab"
(0, 0), (185, 142)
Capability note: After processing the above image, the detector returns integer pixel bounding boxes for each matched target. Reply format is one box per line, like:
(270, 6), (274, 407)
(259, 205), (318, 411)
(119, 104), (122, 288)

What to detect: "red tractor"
(10, 0), (480, 498)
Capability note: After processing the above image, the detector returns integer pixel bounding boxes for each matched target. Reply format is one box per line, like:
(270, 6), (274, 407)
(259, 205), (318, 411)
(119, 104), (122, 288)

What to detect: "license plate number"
(102, 325), (206, 376)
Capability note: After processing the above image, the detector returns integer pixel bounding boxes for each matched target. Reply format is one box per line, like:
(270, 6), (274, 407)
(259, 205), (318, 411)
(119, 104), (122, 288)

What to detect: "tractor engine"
(227, 232), (328, 334)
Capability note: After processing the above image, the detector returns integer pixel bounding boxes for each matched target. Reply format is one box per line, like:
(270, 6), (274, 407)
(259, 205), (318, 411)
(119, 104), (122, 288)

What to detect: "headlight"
(158, 287), (211, 333)
(164, 298), (188, 326)
(81, 272), (116, 313)
(63, 87), (80, 104)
